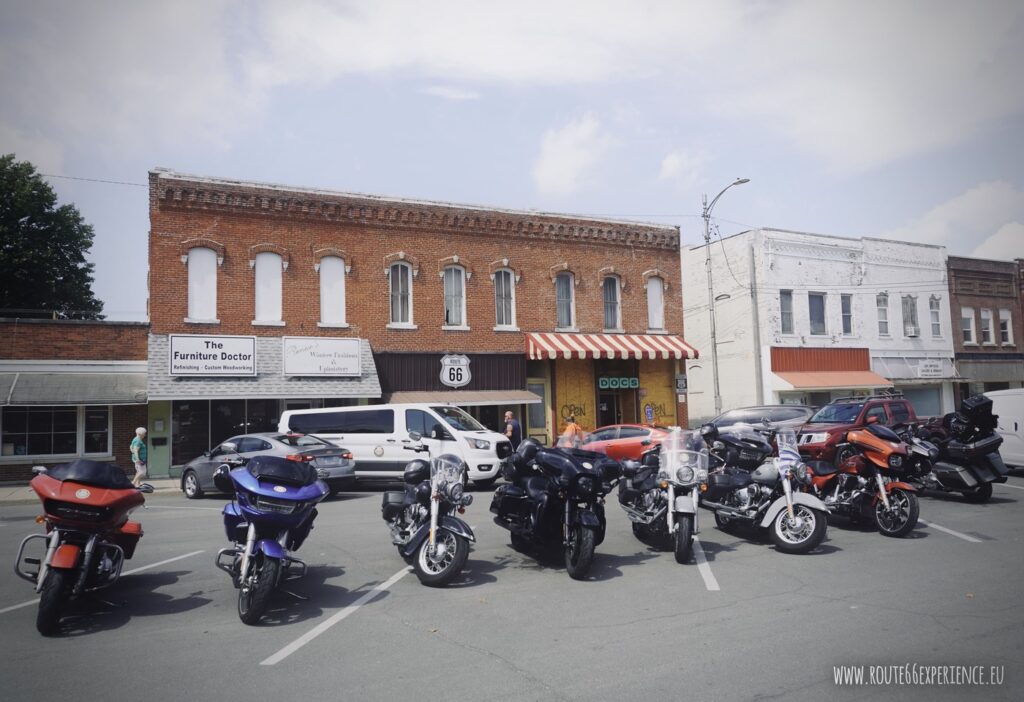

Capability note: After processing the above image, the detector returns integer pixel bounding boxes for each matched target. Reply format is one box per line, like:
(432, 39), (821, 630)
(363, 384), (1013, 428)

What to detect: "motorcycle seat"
(806, 460), (837, 476)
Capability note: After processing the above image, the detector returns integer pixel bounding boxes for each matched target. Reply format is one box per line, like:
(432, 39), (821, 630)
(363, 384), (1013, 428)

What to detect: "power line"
(39, 173), (148, 187)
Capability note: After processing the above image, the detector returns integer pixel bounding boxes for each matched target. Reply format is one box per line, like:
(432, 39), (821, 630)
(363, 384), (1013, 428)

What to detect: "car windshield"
(430, 406), (485, 432)
(808, 403), (864, 424)
(272, 433), (331, 447)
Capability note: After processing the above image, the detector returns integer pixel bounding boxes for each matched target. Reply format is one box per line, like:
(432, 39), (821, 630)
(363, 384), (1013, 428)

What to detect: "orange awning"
(774, 370), (893, 391)
(525, 332), (698, 360)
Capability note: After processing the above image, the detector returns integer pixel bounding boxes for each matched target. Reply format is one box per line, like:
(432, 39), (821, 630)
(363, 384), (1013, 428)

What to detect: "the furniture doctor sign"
(440, 354), (471, 388)
(283, 337), (361, 376)
(169, 335), (256, 376)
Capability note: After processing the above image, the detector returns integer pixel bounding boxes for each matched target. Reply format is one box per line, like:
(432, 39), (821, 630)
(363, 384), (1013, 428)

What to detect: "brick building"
(0, 318), (148, 481)
(146, 169), (697, 476)
(947, 256), (1024, 401)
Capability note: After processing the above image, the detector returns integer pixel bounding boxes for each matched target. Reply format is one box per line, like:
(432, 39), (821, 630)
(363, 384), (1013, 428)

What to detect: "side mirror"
(137, 483), (155, 494)
(31, 465), (48, 475)
(640, 439), (652, 446)
(213, 465), (234, 494)
(221, 442), (238, 454)
(408, 431), (422, 442)
(202, 450), (211, 458)
(699, 423), (717, 439)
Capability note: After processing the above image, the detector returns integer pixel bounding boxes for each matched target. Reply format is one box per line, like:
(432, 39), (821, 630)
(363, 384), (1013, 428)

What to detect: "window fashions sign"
(169, 335), (256, 376)
(282, 337), (362, 376)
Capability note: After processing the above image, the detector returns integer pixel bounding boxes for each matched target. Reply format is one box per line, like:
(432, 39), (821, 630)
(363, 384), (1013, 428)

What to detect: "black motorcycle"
(700, 425), (829, 554)
(617, 428), (708, 564)
(490, 438), (622, 580)
(381, 432), (475, 587)
(897, 394), (1008, 503)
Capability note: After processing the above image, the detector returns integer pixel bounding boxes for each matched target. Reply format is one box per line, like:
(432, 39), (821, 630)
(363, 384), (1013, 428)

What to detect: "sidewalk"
(0, 478), (182, 505)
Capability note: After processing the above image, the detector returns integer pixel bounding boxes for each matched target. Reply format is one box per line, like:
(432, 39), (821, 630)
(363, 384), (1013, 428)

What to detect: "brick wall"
(947, 257), (1023, 354)
(148, 172), (685, 352)
(0, 319), (149, 360)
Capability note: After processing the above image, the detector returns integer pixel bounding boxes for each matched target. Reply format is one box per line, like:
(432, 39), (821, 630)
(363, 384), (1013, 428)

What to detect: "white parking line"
(918, 520), (983, 544)
(261, 567), (411, 666)
(692, 538), (720, 592)
(996, 482), (1024, 491)
(144, 505), (223, 511)
(0, 550), (205, 615)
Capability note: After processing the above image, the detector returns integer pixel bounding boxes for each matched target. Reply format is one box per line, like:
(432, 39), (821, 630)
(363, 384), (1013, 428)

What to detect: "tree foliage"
(0, 154), (104, 319)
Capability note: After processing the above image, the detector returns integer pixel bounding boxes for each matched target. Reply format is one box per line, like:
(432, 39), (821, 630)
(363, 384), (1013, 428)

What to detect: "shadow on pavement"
(253, 564), (355, 627)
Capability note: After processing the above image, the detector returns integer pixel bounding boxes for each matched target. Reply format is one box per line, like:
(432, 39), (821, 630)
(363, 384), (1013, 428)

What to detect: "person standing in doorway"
(130, 427), (148, 487)
(504, 410), (522, 449)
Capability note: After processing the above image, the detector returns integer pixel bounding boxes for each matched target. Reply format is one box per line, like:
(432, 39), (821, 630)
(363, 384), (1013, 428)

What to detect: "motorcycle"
(381, 431), (476, 587)
(700, 425), (829, 554)
(896, 394), (1008, 503)
(617, 427), (708, 563)
(491, 437), (622, 579)
(213, 448), (328, 624)
(15, 459), (153, 635)
(806, 422), (920, 537)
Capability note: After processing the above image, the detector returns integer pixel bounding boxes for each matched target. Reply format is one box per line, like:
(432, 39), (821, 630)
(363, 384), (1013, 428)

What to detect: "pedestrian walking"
(504, 410), (522, 449)
(130, 427), (148, 487)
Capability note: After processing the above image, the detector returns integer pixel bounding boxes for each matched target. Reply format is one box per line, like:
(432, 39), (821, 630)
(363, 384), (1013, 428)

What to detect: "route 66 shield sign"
(439, 354), (471, 388)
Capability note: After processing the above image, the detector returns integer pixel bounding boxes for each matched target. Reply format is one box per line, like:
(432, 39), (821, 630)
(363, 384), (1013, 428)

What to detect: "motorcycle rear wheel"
(961, 482), (993, 504)
(414, 530), (469, 587)
(673, 515), (695, 564)
(36, 568), (69, 636)
(565, 525), (596, 580)
(770, 505), (827, 554)
(238, 555), (280, 625)
(875, 489), (920, 537)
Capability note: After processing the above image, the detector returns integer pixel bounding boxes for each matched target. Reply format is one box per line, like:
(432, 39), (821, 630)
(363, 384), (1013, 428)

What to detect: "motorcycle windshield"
(431, 455), (465, 490)
(775, 429), (801, 475)
(659, 428), (709, 484)
(721, 423), (766, 444)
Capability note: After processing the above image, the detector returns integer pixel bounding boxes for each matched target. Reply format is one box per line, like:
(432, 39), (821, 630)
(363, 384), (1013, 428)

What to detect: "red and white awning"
(525, 332), (698, 360)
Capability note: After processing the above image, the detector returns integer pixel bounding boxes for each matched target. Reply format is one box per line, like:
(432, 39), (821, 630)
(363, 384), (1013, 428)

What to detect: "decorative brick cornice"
(437, 255), (473, 280)
(151, 171), (680, 251)
(642, 268), (670, 290)
(489, 258), (522, 284)
(384, 251), (420, 278)
(179, 238), (225, 265)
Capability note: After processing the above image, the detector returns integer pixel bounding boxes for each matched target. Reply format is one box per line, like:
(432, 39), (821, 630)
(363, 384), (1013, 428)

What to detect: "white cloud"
(419, 85), (481, 101)
(0, 124), (65, 175)
(658, 149), (710, 191)
(882, 181), (1024, 259)
(532, 114), (615, 198)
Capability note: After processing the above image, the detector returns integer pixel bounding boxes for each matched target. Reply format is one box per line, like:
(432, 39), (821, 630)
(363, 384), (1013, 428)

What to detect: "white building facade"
(681, 228), (957, 424)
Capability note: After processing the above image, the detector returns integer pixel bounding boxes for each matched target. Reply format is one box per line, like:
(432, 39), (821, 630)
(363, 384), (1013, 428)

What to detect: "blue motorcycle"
(213, 449), (328, 624)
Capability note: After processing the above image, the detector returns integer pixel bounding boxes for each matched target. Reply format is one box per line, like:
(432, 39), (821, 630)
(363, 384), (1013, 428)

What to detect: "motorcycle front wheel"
(673, 515), (695, 564)
(413, 530), (469, 587)
(565, 525), (597, 580)
(875, 488), (920, 538)
(36, 568), (69, 636)
(238, 554), (280, 625)
(769, 505), (827, 554)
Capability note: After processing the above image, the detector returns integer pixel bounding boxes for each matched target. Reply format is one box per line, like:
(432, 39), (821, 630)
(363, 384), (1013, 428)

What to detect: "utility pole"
(701, 178), (750, 416)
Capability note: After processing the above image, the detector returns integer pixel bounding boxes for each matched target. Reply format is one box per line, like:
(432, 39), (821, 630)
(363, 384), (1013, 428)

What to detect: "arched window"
(254, 252), (283, 323)
(603, 276), (621, 330)
(494, 269), (516, 328)
(319, 256), (347, 326)
(646, 276), (665, 330)
(443, 265), (466, 327)
(186, 247), (218, 322)
(555, 272), (575, 329)
(389, 262), (413, 325)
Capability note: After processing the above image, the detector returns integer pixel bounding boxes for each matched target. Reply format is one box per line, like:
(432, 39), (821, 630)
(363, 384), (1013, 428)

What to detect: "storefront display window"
(0, 405), (109, 458)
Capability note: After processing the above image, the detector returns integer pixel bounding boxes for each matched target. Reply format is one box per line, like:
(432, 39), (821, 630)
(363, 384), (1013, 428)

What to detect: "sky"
(1, 0), (1022, 322)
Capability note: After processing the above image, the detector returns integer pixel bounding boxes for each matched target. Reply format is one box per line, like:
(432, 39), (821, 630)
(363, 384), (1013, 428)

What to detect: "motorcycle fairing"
(758, 492), (829, 528)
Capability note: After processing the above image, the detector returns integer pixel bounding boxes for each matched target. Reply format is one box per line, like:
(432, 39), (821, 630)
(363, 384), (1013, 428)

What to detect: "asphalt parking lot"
(1, 474), (1023, 702)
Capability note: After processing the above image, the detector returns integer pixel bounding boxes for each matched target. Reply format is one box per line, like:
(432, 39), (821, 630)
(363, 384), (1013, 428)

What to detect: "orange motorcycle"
(14, 459), (153, 635)
(804, 422), (920, 537)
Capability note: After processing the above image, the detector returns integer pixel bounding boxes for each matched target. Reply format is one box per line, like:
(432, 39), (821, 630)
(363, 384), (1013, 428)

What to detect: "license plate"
(318, 456), (340, 466)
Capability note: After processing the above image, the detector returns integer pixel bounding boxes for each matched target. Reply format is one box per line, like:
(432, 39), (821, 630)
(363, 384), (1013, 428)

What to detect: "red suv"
(797, 395), (918, 465)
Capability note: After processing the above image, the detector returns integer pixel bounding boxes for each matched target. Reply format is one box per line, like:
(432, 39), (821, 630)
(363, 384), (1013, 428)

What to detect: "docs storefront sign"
(283, 337), (361, 376)
(169, 335), (256, 376)
(599, 377), (639, 390)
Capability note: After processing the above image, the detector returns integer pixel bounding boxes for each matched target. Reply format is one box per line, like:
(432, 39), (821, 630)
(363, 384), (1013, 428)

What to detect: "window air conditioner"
(906, 325), (920, 338)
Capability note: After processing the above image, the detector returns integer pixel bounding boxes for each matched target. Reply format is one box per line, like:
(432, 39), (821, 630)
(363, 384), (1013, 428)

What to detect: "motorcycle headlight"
(467, 438), (491, 450)
(576, 475), (596, 498)
(794, 462), (810, 484)
(888, 454), (904, 469)
(445, 481), (465, 502)
(675, 465), (695, 484)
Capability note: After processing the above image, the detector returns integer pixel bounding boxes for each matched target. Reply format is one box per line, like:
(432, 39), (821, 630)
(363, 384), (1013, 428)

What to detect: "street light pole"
(702, 178), (750, 416)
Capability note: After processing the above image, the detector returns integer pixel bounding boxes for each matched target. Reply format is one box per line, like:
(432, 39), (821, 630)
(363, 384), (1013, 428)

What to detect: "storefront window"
(211, 400), (246, 447)
(83, 406), (110, 454)
(172, 400), (210, 466)
(0, 406), (108, 458)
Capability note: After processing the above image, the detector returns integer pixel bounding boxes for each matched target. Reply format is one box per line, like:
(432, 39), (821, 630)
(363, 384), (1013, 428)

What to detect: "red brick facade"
(0, 319), (148, 360)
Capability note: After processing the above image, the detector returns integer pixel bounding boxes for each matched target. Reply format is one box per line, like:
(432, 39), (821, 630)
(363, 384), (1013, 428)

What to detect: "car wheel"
(183, 470), (204, 499)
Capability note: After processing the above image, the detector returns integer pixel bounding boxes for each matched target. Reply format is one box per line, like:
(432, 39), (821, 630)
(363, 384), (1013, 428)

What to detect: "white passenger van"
(278, 403), (514, 486)
(986, 389), (1024, 468)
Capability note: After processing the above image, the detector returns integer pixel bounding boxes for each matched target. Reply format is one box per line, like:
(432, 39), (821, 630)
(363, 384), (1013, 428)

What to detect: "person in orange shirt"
(560, 415), (585, 448)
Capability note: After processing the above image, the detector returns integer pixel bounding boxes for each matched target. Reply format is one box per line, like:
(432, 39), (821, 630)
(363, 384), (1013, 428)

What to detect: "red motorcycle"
(15, 459), (152, 635)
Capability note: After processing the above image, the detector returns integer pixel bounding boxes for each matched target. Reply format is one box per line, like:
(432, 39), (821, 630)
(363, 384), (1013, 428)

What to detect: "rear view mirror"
(221, 442), (238, 454)
(137, 483), (155, 494)
(408, 431), (422, 442)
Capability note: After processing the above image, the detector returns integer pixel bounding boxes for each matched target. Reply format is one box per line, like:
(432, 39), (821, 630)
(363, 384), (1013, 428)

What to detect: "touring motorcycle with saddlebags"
(617, 427), (708, 563)
(700, 425), (829, 554)
(491, 437), (622, 579)
(213, 449), (328, 624)
(15, 459), (153, 635)
(381, 430), (476, 587)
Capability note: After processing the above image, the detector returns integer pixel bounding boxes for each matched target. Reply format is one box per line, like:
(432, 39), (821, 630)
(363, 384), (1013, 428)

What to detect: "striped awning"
(525, 332), (698, 360)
